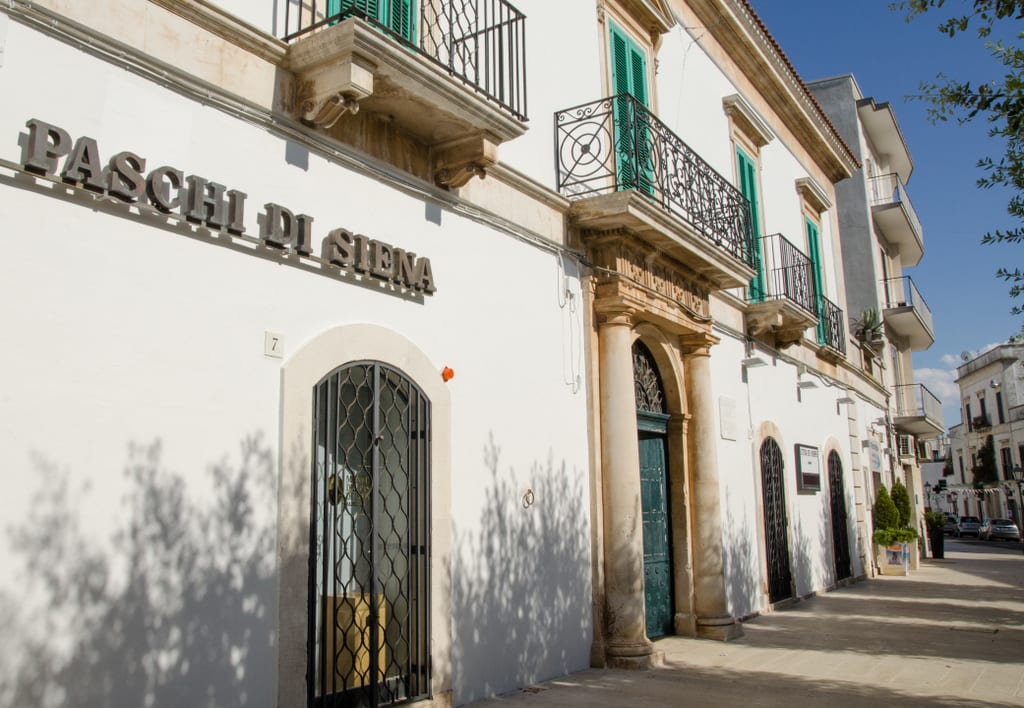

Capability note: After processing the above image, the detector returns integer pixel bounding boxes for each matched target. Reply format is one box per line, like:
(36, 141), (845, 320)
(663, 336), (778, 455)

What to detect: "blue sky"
(749, 0), (1023, 428)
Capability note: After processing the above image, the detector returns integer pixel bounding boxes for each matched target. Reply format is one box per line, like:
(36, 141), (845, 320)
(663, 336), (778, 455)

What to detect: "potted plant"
(925, 511), (947, 559)
(852, 308), (884, 351)
(872, 484), (917, 575)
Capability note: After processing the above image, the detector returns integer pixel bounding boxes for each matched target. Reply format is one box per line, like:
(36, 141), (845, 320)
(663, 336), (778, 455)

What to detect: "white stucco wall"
(0, 16), (591, 708)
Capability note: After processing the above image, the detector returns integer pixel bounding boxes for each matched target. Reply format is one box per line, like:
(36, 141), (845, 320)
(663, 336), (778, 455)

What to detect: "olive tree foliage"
(898, 0), (1024, 312)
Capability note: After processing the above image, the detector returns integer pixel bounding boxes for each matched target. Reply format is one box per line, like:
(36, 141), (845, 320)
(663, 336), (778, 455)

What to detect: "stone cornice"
(148, 0), (286, 63)
(685, 0), (859, 182)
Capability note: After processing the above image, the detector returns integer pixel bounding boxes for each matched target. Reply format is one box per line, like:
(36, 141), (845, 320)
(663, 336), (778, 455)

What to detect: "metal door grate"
(309, 362), (431, 708)
(827, 451), (852, 581)
(760, 437), (792, 603)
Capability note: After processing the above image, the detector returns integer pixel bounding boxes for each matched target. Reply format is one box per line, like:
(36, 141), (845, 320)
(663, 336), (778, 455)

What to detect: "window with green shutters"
(736, 147), (764, 300)
(327, 0), (415, 42)
(805, 217), (826, 345)
(609, 21), (652, 194)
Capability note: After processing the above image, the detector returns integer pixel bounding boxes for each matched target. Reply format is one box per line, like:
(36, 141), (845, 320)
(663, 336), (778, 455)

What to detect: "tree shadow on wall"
(0, 435), (277, 708)
(721, 490), (762, 620)
(451, 434), (591, 705)
(789, 497), (834, 597)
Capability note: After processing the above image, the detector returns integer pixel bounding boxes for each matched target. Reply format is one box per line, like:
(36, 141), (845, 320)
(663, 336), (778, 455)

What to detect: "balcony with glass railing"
(868, 173), (924, 266)
(893, 383), (944, 436)
(282, 0), (527, 187)
(554, 93), (756, 290)
(882, 275), (934, 351)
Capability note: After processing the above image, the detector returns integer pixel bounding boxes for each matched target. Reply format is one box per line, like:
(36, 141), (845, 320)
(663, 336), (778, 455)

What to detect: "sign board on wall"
(868, 440), (883, 473)
(795, 444), (821, 493)
(719, 396), (737, 441)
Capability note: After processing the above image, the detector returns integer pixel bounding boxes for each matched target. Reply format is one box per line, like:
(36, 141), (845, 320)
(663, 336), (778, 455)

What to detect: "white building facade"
(0, 1), (928, 707)
(948, 344), (1024, 528)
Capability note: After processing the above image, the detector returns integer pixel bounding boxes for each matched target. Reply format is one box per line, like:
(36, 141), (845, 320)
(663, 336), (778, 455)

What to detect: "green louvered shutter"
(386, 0), (415, 41)
(806, 218), (826, 344)
(610, 22), (651, 194)
(737, 147), (764, 300)
(327, 0), (341, 24)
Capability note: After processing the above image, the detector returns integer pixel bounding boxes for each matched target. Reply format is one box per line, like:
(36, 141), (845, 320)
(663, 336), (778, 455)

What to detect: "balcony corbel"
(432, 134), (499, 189)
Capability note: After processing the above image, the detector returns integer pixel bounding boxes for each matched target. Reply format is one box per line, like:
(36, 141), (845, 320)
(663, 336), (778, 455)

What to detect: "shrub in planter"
(891, 479), (911, 528)
(873, 485), (899, 531)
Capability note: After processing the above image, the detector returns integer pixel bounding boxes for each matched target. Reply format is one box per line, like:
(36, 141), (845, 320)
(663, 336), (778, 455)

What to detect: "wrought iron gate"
(759, 437), (792, 603)
(633, 342), (674, 638)
(827, 451), (852, 582)
(309, 362), (431, 708)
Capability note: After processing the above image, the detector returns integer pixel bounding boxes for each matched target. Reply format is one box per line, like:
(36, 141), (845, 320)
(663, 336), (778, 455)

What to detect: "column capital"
(595, 303), (637, 328)
(679, 331), (720, 357)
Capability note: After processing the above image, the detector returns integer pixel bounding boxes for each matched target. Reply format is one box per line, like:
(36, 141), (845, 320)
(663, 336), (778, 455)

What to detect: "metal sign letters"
(20, 118), (436, 294)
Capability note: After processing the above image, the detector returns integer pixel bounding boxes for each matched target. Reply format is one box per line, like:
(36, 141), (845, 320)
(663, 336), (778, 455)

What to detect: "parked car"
(956, 516), (982, 537)
(980, 518), (1022, 541)
(942, 513), (959, 536)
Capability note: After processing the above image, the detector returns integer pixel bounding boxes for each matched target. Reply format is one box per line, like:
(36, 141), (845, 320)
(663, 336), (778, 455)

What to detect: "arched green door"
(633, 342), (673, 638)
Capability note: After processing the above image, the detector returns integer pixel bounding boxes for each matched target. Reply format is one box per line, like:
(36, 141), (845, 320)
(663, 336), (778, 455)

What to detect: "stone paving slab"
(468, 540), (1024, 707)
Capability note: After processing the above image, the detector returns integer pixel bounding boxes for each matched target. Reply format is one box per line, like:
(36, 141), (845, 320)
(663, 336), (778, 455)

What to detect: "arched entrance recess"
(828, 450), (852, 582)
(759, 436), (792, 603)
(310, 361), (431, 707)
(633, 341), (673, 638)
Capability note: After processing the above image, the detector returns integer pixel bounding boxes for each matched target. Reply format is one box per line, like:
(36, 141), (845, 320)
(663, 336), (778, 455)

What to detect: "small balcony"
(971, 414), (992, 432)
(282, 0), (527, 187)
(817, 295), (846, 357)
(882, 276), (934, 351)
(746, 233), (818, 346)
(868, 173), (924, 266)
(555, 94), (755, 290)
(893, 383), (944, 437)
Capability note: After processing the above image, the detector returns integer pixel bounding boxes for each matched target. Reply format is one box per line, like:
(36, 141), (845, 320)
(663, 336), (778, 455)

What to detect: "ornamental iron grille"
(827, 451), (852, 582)
(749, 233), (817, 316)
(283, 0), (528, 121)
(309, 362), (431, 708)
(759, 437), (793, 603)
(819, 296), (846, 355)
(554, 94), (755, 268)
(632, 341), (666, 414)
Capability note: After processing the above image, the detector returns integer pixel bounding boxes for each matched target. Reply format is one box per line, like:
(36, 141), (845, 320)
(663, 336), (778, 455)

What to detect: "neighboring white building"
(0, 2), (935, 707)
(808, 75), (944, 562)
(948, 344), (1024, 527)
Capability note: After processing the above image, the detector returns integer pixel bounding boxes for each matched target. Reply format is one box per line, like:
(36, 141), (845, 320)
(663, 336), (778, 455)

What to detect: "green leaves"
(900, 0), (1024, 312)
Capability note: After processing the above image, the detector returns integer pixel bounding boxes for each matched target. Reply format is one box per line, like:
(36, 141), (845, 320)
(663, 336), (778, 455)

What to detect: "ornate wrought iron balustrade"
(283, 0), (528, 120)
(554, 94), (754, 268)
(819, 295), (846, 354)
(750, 233), (816, 315)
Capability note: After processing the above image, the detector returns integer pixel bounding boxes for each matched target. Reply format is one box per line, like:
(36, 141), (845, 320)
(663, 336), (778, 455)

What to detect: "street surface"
(469, 539), (1024, 707)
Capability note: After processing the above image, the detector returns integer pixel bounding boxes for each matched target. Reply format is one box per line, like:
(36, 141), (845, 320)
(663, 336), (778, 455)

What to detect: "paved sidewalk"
(469, 540), (1024, 707)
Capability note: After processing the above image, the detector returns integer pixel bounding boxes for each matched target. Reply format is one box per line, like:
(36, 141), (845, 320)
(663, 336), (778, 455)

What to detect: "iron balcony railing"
(282, 0), (528, 121)
(882, 275), (934, 333)
(750, 233), (816, 315)
(894, 383), (943, 425)
(868, 173), (923, 237)
(818, 295), (846, 354)
(554, 93), (755, 268)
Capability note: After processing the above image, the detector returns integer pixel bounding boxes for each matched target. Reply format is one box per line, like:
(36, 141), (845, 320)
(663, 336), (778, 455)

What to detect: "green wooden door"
(610, 22), (652, 194)
(737, 147), (763, 300)
(806, 217), (826, 344)
(638, 411), (673, 639)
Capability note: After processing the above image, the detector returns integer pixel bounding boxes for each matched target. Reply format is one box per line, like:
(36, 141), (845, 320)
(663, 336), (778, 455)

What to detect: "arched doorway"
(633, 341), (673, 638)
(309, 361), (431, 708)
(760, 437), (792, 603)
(827, 451), (852, 582)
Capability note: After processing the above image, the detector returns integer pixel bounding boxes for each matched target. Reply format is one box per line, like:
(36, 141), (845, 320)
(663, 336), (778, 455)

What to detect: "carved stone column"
(681, 332), (743, 641)
(597, 310), (656, 668)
